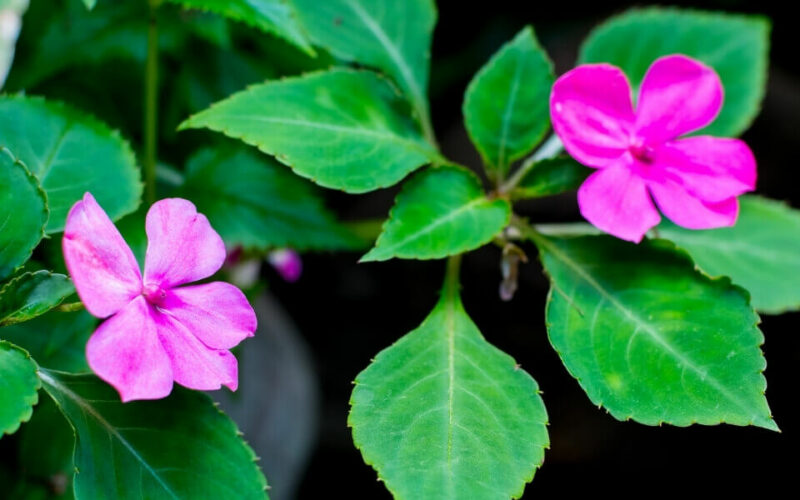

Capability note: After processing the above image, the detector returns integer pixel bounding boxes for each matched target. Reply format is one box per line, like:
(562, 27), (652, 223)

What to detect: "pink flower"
(550, 54), (756, 242)
(63, 193), (257, 402)
(268, 248), (302, 283)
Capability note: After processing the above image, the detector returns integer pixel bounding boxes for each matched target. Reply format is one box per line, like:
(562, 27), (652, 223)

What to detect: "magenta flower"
(550, 54), (756, 242)
(63, 193), (256, 402)
(268, 248), (302, 283)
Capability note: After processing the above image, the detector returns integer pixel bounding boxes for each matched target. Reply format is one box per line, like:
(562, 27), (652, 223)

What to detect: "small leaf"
(181, 146), (364, 251)
(350, 263), (548, 499)
(0, 95), (142, 233)
(579, 7), (770, 137)
(39, 370), (269, 499)
(0, 147), (47, 280)
(0, 341), (40, 436)
(361, 166), (510, 262)
(463, 26), (554, 176)
(659, 195), (800, 314)
(163, 0), (313, 54)
(0, 271), (75, 326)
(180, 69), (439, 193)
(530, 232), (776, 430)
(512, 156), (589, 199)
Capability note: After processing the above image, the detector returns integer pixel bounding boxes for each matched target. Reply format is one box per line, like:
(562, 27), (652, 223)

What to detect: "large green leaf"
(530, 232), (776, 430)
(291, 0), (436, 139)
(0, 271), (74, 326)
(19, 392), (75, 482)
(0, 147), (47, 280)
(512, 156), (589, 200)
(0, 95), (142, 233)
(164, 0), (312, 54)
(180, 69), (439, 193)
(181, 146), (363, 251)
(659, 196), (800, 314)
(350, 259), (548, 499)
(38, 370), (269, 499)
(463, 26), (554, 177)
(361, 166), (510, 262)
(579, 7), (770, 137)
(0, 341), (40, 436)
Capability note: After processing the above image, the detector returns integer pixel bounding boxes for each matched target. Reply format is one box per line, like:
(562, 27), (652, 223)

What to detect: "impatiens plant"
(0, 0), (796, 498)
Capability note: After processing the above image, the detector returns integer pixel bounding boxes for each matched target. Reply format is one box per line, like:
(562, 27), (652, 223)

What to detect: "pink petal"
(648, 178), (739, 229)
(154, 312), (239, 392)
(162, 282), (257, 350)
(550, 64), (635, 168)
(143, 198), (226, 289)
(654, 136), (756, 202)
(86, 297), (173, 402)
(635, 55), (723, 143)
(63, 193), (142, 318)
(578, 159), (661, 243)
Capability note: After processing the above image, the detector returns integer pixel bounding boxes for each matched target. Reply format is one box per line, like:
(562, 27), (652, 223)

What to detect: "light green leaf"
(512, 156), (589, 200)
(38, 370), (269, 499)
(579, 7), (770, 137)
(350, 260), (548, 499)
(463, 26), (554, 176)
(361, 165), (511, 262)
(0, 340), (40, 436)
(530, 232), (776, 430)
(180, 69), (439, 193)
(292, 0), (436, 139)
(181, 146), (364, 251)
(0, 271), (74, 326)
(0, 147), (47, 280)
(0, 95), (142, 233)
(164, 0), (313, 54)
(81, 0), (96, 9)
(659, 195), (800, 314)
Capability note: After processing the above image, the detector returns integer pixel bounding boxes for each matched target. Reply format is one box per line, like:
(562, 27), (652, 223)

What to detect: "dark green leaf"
(512, 156), (589, 199)
(19, 392), (75, 481)
(0, 341), (40, 436)
(0, 271), (74, 326)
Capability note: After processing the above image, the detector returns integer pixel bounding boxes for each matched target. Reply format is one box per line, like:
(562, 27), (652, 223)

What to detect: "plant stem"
(419, 104), (438, 150)
(443, 254), (462, 299)
(143, 0), (160, 205)
(499, 134), (563, 194)
(56, 301), (85, 313)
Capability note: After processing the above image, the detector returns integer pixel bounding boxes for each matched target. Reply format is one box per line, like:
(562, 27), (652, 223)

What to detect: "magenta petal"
(154, 312), (238, 391)
(635, 55), (723, 143)
(655, 136), (756, 202)
(143, 198), (226, 288)
(578, 161), (661, 243)
(63, 193), (142, 318)
(86, 297), (173, 402)
(550, 64), (635, 168)
(163, 282), (257, 350)
(649, 179), (739, 229)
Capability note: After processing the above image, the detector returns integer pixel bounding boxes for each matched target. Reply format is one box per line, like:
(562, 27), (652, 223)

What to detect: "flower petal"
(163, 282), (256, 350)
(649, 178), (738, 229)
(578, 160), (661, 243)
(635, 55), (723, 143)
(63, 193), (141, 318)
(143, 198), (226, 289)
(154, 312), (238, 391)
(550, 64), (635, 168)
(86, 297), (173, 402)
(654, 136), (756, 202)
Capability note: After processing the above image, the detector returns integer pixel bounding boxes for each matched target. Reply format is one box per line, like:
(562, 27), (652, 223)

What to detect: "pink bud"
(268, 249), (302, 283)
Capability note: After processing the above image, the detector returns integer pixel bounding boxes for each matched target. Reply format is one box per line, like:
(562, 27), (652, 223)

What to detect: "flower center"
(142, 282), (167, 306)
(629, 139), (656, 164)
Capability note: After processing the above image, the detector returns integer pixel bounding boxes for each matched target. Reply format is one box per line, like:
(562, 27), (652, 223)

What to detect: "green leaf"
(180, 69), (439, 193)
(81, 0), (96, 9)
(0, 147), (47, 280)
(0, 271), (74, 326)
(349, 260), (548, 499)
(361, 166), (510, 262)
(512, 156), (589, 200)
(291, 0), (436, 137)
(579, 7), (770, 137)
(0, 95), (142, 233)
(530, 232), (776, 430)
(463, 26), (554, 176)
(0, 309), (95, 372)
(0, 341), (40, 436)
(181, 146), (364, 251)
(19, 392), (75, 481)
(38, 370), (269, 499)
(163, 0), (313, 54)
(659, 196), (800, 314)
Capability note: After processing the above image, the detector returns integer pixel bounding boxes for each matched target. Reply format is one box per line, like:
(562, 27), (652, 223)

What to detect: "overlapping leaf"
(0, 271), (74, 326)
(0, 341), (40, 436)
(512, 156), (589, 200)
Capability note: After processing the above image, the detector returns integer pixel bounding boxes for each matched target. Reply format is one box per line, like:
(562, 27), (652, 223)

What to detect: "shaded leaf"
(512, 156), (589, 200)
(0, 340), (40, 436)
(0, 271), (74, 326)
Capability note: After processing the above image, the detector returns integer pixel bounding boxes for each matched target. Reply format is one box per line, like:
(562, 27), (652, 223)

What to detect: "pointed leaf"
(180, 69), (439, 193)
(530, 232), (776, 430)
(512, 156), (589, 200)
(463, 26), (554, 176)
(361, 166), (510, 262)
(38, 370), (269, 499)
(0, 341), (40, 436)
(0, 271), (74, 326)
(0, 95), (142, 232)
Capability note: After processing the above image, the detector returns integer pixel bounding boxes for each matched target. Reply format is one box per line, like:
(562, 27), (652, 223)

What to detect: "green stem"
(499, 134), (563, 194)
(419, 104), (438, 150)
(442, 254), (462, 300)
(143, 0), (160, 205)
(56, 301), (85, 313)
